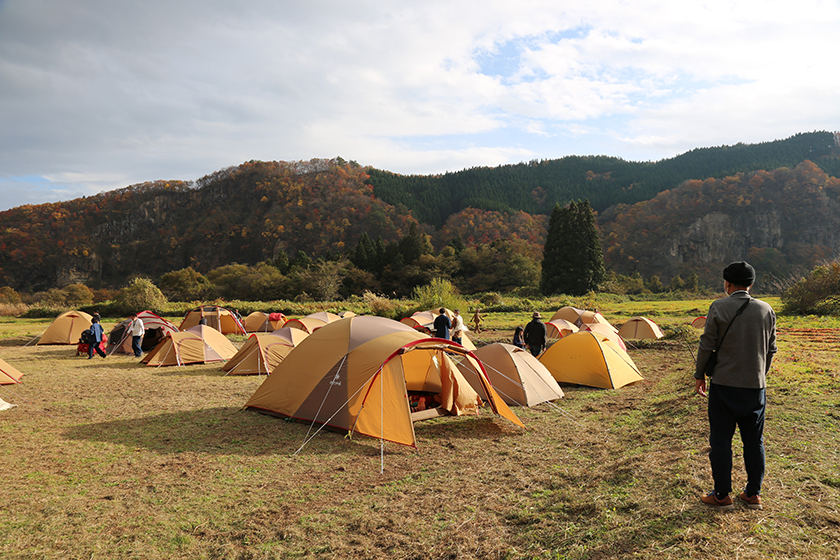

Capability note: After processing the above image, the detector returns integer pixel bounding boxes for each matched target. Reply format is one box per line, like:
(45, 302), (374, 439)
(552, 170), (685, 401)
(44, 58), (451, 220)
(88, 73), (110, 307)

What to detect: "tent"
(399, 309), (475, 349)
(37, 310), (93, 345)
(245, 315), (523, 448)
(459, 343), (564, 406)
(107, 311), (179, 354)
(691, 316), (707, 329)
(0, 357), (24, 385)
(222, 328), (309, 375)
(179, 305), (245, 334)
(550, 307), (612, 328)
(243, 312), (287, 333)
(546, 319), (579, 339)
(618, 317), (664, 340)
(284, 311), (342, 334)
(399, 309), (456, 333)
(538, 331), (643, 389)
(142, 325), (238, 366)
(581, 322), (626, 351)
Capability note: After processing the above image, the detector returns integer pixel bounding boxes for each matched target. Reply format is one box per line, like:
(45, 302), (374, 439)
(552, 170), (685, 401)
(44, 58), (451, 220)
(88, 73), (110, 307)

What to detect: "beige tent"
(691, 316), (707, 329)
(107, 311), (179, 354)
(245, 315), (523, 448)
(538, 331), (643, 389)
(459, 343), (564, 406)
(37, 310), (93, 345)
(546, 319), (579, 339)
(179, 305), (245, 334)
(399, 309), (475, 349)
(243, 312), (287, 333)
(142, 325), (238, 366)
(222, 328), (309, 375)
(581, 322), (626, 351)
(618, 317), (664, 340)
(284, 311), (342, 334)
(0, 358), (24, 385)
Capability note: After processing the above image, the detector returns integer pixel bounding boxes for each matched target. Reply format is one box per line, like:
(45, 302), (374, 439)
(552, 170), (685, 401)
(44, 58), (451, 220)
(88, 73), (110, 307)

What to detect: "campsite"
(1, 299), (839, 559)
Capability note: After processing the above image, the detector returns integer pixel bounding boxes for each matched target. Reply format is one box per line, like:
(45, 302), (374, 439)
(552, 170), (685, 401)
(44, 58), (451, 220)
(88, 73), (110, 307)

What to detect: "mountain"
(1, 132), (839, 292)
(367, 131), (839, 227)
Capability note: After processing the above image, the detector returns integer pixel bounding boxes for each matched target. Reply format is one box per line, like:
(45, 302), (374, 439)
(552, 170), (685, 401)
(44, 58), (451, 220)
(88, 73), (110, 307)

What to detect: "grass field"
(1, 300), (839, 559)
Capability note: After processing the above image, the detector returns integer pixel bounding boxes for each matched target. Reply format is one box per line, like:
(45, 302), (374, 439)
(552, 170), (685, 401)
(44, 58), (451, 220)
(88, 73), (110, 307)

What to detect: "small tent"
(400, 309), (455, 333)
(142, 325), (238, 366)
(37, 310), (93, 345)
(284, 311), (342, 334)
(245, 315), (523, 448)
(179, 305), (245, 334)
(618, 317), (664, 340)
(243, 312), (287, 333)
(691, 316), (706, 329)
(538, 331), (643, 389)
(459, 343), (564, 406)
(581, 322), (626, 351)
(107, 311), (179, 354)
(222, 328), (309, 375)
(0, 358), (24, 385)
(546, 319), (579, 339)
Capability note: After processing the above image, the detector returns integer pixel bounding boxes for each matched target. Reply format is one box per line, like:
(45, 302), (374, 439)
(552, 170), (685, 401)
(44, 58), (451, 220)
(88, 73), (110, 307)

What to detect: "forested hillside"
(1, 132), (839, 294)
(600, 160), (840, 287)
(367, 131), (839, 227)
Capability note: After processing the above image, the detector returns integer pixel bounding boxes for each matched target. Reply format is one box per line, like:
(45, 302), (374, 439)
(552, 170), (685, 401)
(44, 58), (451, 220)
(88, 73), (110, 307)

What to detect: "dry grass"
(1, 307), (839, 559)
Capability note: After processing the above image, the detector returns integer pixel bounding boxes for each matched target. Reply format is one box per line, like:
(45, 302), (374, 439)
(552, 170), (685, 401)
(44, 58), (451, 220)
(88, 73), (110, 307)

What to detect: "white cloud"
(0, 0), (838, 211)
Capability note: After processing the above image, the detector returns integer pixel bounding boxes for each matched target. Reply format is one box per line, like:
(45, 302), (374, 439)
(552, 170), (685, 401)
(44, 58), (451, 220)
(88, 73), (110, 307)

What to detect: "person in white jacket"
(129, 313), (145, 357)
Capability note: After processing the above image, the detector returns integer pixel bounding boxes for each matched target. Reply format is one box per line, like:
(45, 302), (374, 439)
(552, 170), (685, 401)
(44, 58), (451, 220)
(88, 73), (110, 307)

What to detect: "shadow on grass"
(64, 405), (520, 457)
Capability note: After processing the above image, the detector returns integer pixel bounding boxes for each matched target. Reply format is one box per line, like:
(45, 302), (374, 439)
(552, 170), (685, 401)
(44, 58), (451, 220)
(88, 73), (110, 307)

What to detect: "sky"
(1, 0), (839, 212)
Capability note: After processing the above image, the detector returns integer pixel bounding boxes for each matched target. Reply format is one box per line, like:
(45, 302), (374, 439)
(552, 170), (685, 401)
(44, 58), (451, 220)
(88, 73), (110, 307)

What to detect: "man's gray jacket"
(695, 291), (777, 389)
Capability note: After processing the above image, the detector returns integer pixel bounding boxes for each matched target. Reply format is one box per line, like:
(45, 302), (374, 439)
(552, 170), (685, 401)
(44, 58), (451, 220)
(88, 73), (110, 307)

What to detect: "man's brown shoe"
(739, 492), (763, 510)
(701, 492), (735, 510)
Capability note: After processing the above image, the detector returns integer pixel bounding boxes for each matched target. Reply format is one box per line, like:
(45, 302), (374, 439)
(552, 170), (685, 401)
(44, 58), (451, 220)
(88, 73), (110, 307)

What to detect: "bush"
(782, 261), (840, 314)
(412, 278), (466, 315)
(113, 278), (168, 315)
(0, 286), (21, 304)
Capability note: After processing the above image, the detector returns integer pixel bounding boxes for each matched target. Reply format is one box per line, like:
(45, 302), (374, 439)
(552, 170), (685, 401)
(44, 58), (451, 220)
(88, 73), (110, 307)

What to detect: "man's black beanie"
(723, 261), (756, 286)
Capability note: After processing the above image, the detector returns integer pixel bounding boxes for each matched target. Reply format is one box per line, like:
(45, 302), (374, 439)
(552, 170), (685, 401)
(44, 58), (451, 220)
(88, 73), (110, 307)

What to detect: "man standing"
(695, 261), (777, 511)
(130, 313), (145, 358)
(433, 308), (451, 340)
(523, 311), (547, 357)
(451, 310), (464, 345)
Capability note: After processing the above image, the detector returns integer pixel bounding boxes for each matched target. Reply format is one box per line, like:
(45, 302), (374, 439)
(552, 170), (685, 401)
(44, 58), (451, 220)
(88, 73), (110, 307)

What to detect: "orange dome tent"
(245, 316), (522, 448)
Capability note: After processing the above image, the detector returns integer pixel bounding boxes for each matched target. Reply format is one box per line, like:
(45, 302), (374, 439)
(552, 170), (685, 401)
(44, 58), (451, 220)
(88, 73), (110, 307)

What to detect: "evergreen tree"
(398, 223), (432, 264)
(540, 200), (606, 296)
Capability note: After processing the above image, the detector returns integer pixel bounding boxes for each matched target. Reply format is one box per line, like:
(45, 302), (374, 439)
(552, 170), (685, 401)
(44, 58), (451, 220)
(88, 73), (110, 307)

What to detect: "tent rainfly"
(245, 315), (523, 448)
(459, 343), (564, 406)
(284, 311), (342, 334)
(618, 317), (664, 340)
(546, 319), (579, 339)
(142, 325), (238, 366)
(243, 312), (287, 333)
(691, 316), (707, 329)
(0, 357), (24, 385)
(107, 311), (179, 354)
(37, 310), (93, 345)
(581, 322), (626, 351)
(179, 305), (245, 334)
(538, 331), (643, 389)
(222, 327), (309, 375)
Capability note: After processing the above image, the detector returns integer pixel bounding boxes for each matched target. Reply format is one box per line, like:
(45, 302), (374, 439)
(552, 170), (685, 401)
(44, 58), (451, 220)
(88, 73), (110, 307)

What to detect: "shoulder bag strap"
(713, 298), (751, 352)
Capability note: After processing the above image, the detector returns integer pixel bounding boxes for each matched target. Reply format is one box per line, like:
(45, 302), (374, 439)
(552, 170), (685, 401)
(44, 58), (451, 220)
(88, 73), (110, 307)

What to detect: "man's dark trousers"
(708, 383), (766, 497)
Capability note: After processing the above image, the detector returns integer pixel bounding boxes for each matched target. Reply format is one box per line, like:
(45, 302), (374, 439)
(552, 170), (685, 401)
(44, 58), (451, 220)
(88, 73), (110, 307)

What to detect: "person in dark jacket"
(523, 312), (546, 357)
(512, 326), (526, 349)
(695, 261), (777, 511)
(433, 308), (451, 340)
(87, 317), (107, 359)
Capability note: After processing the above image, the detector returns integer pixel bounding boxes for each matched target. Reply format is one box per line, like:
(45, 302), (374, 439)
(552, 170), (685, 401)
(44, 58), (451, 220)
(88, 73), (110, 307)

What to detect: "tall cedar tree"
(540, 200), (606, 295)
